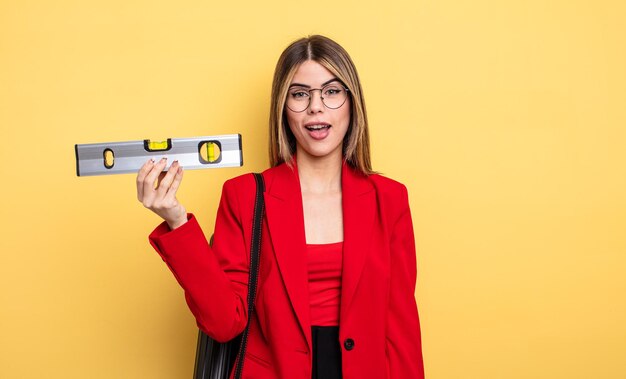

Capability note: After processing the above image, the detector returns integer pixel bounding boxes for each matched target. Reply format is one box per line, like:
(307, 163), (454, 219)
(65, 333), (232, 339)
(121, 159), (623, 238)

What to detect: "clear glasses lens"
(286, 83), (348, 112)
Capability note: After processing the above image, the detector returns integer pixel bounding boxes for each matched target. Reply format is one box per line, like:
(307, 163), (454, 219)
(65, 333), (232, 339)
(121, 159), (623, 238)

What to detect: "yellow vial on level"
(147, 140), (168, 150)
(207, 142), (215, 162)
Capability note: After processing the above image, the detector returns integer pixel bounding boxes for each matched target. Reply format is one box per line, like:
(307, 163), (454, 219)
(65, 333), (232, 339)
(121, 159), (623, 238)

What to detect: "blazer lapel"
(340, 163), (376, 322)
(263, 163), (313, 350)
(262, 162), (376, 349)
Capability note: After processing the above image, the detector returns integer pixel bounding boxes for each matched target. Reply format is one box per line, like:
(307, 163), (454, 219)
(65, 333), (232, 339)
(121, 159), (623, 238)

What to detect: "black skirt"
(311, 326), (342, 379)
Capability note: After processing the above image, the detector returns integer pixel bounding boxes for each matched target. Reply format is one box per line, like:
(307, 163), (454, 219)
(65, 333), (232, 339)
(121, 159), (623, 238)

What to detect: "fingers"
(141, 158), (169, 207)
(156, 160), (181, 200)
(136, 157), (187, 227)
(165, 164), (184, 201)
(136, 158), (155, 201)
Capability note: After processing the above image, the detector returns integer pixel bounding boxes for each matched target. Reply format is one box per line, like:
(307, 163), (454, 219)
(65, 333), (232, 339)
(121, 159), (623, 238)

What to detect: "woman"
(137, 35), (424, 379)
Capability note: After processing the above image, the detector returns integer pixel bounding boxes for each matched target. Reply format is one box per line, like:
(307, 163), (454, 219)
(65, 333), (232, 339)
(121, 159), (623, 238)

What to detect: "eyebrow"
(289, 78), (341, 89)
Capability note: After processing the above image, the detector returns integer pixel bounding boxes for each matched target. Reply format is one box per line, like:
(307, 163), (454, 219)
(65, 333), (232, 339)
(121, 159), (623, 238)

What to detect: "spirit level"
(75, 134), (243, 176)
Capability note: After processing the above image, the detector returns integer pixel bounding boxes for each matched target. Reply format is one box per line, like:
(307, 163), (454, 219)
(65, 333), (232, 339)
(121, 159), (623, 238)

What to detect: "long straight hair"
(268, 35), (373, 175)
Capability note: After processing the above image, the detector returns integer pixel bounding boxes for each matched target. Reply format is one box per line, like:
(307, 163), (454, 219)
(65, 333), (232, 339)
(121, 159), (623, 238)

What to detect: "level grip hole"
(103, 148), (115, 169)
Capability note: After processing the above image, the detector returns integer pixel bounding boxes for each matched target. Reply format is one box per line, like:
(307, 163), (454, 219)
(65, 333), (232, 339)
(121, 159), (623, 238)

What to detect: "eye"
(290, 90), (309, 99)
(324, 86), (343, 96)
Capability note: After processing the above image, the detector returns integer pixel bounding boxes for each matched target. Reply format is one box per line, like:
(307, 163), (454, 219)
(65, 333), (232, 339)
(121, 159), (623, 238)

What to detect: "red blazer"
(149, 162), (424, 379)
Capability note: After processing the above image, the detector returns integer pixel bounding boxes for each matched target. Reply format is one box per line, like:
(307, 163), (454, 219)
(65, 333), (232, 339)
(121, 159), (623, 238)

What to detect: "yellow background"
(1, 0), (625, 378)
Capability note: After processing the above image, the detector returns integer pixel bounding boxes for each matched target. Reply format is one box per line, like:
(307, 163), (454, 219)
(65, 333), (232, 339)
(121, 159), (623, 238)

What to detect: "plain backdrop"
(1, 0), (625, 378)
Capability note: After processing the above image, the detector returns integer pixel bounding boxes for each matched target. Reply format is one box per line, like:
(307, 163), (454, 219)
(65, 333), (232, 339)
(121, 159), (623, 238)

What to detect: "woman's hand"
(137, 158), (187, 230)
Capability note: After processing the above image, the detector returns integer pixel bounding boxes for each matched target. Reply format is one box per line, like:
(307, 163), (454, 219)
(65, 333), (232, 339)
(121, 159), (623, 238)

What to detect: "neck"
(295, 148), (343, 194)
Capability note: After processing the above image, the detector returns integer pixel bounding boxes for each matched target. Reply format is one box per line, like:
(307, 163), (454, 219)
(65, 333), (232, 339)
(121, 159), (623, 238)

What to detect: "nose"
(307, 89), (324, 113)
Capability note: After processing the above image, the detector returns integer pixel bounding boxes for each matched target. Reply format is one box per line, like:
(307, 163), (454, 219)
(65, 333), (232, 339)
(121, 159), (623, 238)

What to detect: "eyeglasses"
(286, 81), (350, 113)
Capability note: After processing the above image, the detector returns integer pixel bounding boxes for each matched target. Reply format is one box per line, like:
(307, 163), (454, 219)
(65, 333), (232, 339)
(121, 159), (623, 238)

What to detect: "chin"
(299, 144), (343, 160)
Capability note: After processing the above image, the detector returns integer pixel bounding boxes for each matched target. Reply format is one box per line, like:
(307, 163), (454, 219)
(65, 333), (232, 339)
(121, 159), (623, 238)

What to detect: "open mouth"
(305, 124), (332, 131)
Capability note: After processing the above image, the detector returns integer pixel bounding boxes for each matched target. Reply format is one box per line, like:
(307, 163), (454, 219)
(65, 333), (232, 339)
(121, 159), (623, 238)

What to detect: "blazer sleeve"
(148, 178), (251, 342)
(386, 184), (425, 378)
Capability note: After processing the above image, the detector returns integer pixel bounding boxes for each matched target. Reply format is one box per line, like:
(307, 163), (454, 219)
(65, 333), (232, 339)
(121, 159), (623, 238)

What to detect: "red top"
(306, 242), (343, 326)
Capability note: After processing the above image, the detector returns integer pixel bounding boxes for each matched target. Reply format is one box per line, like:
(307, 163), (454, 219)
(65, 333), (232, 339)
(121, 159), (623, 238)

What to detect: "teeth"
(306, 124), (330, 130)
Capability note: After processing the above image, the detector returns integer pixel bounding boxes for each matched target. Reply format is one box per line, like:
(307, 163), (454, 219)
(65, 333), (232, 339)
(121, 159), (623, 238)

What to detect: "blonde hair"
(268, 35), (373, 174)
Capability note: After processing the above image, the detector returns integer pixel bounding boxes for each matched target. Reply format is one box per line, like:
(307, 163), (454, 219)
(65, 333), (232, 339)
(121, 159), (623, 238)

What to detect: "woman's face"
(285, 60), (351, 162)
